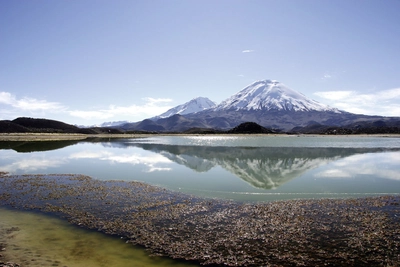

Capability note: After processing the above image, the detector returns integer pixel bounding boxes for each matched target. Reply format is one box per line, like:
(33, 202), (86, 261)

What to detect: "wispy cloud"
(242, 50), (255, 53)
(320, 70), (347, 81)
(314, 88), (400, 116)
(0, 92), (65, 111)
(68, 97), (173, 121)
(314, 91), (354, 101)
(0, 91), (173, 123)
(321, 73), (332, 80)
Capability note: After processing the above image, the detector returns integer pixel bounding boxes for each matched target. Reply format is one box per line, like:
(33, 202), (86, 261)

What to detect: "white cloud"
(144, 97), (172, 105)
(0, 92), (14, 105)
(242, 50), (255, 53)
(68, 110), (113, 120)
(0, 91), (174, 124)
(314, 88), (400, 116)
(314, 91), (354, 101)
(0, 92), (65, 111)
(68, 97), (173, 121)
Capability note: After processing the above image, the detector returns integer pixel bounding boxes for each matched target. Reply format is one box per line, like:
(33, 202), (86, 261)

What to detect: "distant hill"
(0, 117), (124, 134)
(227, 122), (276, 134)
(12, 117), (83, 132)
(0, 120), (31, 133)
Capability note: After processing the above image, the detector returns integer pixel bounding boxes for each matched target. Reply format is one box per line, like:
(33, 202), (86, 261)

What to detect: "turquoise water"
(1, 135), (399, 201)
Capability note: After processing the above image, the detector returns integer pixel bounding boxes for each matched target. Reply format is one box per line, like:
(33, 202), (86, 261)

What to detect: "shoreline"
(0, 132), (399, 141)
(0, 133), (152, 141)
(1, 173), (399, 266)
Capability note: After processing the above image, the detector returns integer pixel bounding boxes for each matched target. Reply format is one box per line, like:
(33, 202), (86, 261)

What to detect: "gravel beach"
(0, 173), (399, 266)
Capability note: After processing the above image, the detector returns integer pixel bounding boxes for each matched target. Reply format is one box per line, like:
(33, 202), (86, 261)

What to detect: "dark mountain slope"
(0, 120), (31, 133)
(290, 118), (400, 134)
(12, 117), (81, 132)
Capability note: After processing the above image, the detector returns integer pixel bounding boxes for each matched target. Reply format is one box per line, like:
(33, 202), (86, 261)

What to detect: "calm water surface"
(1, 135), (400, 202)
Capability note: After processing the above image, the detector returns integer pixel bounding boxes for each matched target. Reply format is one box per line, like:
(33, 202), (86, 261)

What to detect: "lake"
(1, 135), (400, 202)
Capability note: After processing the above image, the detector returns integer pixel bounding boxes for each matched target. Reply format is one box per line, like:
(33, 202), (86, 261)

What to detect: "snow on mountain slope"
(157, 97), (216, 118)
(216, 80), (341, 113)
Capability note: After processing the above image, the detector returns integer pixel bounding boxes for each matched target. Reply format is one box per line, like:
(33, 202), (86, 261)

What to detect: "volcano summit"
(215, 80), (340, 113)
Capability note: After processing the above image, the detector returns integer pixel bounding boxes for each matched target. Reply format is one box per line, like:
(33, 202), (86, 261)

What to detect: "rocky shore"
(0, 173), (399, 266)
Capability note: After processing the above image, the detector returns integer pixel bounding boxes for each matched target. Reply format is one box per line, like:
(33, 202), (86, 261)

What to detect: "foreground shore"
(0, 173), (399, 266)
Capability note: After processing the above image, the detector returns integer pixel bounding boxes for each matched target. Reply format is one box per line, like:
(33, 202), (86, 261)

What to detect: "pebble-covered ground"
(0, 173), (399, 266)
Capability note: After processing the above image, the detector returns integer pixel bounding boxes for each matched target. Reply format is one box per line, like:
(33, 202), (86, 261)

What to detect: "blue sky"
(1, 0), (399, 125)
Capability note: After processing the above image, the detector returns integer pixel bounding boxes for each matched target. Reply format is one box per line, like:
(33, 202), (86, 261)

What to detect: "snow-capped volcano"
(157, 97), (216, 118)
(216, 80), (340, 113)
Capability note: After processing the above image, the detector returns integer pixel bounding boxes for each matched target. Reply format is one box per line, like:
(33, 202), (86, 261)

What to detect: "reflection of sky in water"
(130, 135), (400, 148)
(69, 150), (173, 172)
(315, 152), (400, 181)
(0, 157), (67, 173)
(0, 144), (174, 174)
(1, 136), (399, 201)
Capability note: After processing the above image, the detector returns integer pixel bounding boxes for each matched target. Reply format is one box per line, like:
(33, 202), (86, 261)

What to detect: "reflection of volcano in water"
(123, 142), (395, 190)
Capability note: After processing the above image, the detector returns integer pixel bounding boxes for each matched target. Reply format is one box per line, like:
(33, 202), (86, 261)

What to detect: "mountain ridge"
(118, 79), (400, 132)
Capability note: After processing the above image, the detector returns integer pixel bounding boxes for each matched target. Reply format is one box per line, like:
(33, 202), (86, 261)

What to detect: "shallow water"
(0, 135), (400, 202)
(0, 207), (198, 267)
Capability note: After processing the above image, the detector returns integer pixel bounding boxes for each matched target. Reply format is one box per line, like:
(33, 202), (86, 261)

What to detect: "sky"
(1, 0), (399, 126)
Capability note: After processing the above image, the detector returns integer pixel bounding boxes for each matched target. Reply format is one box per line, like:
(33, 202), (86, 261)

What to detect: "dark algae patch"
(0, 173), (399, 266)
